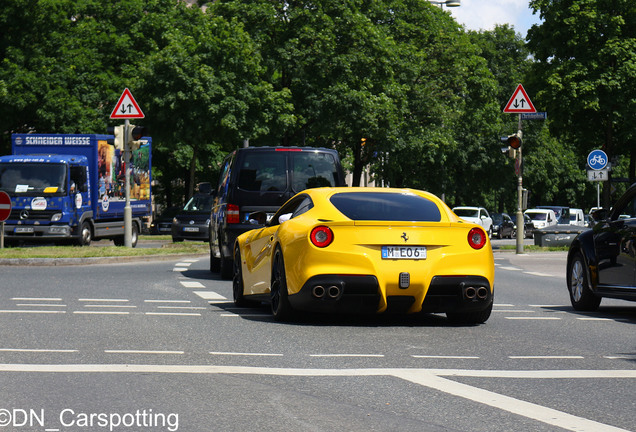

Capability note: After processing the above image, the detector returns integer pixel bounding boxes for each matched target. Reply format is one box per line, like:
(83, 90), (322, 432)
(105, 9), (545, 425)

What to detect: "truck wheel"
(131, 223), (139, 248)
(113, 224), (139, 247)
(77, 221), (92, 246)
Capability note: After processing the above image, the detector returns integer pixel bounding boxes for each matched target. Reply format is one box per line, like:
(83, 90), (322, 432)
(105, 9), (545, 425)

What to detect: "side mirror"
(278, 213), (292, 224)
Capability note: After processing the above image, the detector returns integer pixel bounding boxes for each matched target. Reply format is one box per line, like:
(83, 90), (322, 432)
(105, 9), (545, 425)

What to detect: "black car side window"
(614, 196), (636, 220)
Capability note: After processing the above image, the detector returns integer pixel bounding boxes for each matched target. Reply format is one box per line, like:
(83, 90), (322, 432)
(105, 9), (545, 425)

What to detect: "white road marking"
(73, 311), (129, 315)
(172, 267), (188, 272)
(194, 291), (227, 300)
(15, 303), (67, 307)
(83, 305), (137, 308)
(209, 352), (284, 357)
(524, 271), (555, 277)
(310, 354), (385, 358)
(505, 317), (562, 320)
(175, 262), (193, 267)
(78, 298), (129, 302)
(0, 364), (632, 432)
(493, 310), (535, 313)
(144, 299), (191, 303)
(578, 317), (613, 321)
(411, 355), (479, 359)
(11, 297), (62, 301)
(180, 281), (205, 288)
(0, 349), (77, 353)
(499, 266), (522, 271)
(157, 306), (207, 310)
(509, 356), (584, 359)
(104, 350), (184, 355)
(144, 312), (201, 317)
(0, 310), (66, 314)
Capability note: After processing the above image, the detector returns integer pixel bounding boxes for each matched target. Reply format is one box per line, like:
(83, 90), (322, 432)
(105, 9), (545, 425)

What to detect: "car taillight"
(468, 227), (487, 250)
(310, 226), (334, 248)
(227, 204), (240, 224)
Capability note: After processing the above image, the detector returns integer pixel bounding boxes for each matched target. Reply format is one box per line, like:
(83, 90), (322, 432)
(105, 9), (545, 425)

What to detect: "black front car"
(566, 183), (636, 310)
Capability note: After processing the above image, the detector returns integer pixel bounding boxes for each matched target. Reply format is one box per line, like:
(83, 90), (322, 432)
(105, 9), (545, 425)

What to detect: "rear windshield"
(237, 152), (287, 192)
(330, 192), (441, 222)
(527, 212), (547, 221)
(291, 152), (339, 190)
(453, 208), (478, 218)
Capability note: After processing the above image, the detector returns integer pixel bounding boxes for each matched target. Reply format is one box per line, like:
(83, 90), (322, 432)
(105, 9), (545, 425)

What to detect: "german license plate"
(381, 246), (427, 260)
(184, 227), (199, 232)
(15, 227), (34, 234)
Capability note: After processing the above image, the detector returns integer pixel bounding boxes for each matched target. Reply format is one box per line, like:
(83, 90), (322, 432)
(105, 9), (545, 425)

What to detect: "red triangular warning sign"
(110, 88), (145, 119)
(503, 84), (536, 113)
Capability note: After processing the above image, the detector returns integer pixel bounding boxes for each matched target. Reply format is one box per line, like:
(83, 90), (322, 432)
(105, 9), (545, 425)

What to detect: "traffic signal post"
(514, 121), (524, 255)
(503, 84), (537, 254)
(109, 88), (145, 247)
(501, 123), (525, 254)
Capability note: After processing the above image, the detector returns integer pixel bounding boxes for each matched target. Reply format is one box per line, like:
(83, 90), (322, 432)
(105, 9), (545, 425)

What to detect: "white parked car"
(452, 206), (493, 238)
(569, 208), (585, 226)
(524, 208), (557, 230)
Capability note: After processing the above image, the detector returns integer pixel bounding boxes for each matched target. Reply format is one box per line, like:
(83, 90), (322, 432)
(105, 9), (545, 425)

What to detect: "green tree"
(527, 0), (636, 206)
(137, 2), (293, 200)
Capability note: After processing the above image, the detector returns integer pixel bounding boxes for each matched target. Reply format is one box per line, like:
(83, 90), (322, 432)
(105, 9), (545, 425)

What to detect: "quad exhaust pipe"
(462, 283), (489, 301)
(312, 285), (341, 299)
(477, 286), (489, 300)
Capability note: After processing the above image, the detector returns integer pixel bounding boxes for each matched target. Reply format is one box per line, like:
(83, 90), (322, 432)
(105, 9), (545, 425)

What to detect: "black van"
(209, 146), (347, 278)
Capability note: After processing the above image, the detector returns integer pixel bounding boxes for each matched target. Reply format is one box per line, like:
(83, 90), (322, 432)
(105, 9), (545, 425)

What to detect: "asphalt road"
(0, 250), (633, 432)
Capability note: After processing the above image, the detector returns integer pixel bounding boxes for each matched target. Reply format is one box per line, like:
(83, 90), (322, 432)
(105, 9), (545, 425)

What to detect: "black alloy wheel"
(270, 247), (293, 322)
(567, 252), (602, 311)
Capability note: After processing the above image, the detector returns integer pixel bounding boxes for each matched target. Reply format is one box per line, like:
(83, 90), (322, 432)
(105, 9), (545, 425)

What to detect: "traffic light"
(501, 131), (522, 149)
(107, 125), (125, 150)
(127, 125), (147, 151)
(128, 125), (147, 142)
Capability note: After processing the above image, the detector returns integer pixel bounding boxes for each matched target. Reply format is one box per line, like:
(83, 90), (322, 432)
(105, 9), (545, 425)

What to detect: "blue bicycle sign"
(587, 150), (608, 170)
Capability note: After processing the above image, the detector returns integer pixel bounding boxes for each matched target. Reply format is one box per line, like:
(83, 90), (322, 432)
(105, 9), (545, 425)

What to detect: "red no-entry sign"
(0, 191), (11, 221)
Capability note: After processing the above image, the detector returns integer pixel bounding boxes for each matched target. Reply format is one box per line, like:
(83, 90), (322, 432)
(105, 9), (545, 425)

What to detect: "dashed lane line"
(180, 281), (206, 288)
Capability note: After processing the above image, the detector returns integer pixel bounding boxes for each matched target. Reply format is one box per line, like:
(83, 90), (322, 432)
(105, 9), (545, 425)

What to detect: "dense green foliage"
(1, 0), (634, 212)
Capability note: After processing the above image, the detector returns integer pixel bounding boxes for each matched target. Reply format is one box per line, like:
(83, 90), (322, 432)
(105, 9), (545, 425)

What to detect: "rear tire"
(130, 222), (139, 248)
(567, 252), (601, 311)
(219, 246), (232, 280)
(447, 302), (492, 325)
(271, 247), (293, 322)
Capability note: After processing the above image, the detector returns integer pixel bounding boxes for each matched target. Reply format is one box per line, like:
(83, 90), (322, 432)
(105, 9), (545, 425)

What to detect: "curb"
(0, 253), (208, 266)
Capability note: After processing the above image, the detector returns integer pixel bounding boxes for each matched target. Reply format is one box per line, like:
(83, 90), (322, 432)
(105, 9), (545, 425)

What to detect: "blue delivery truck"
(0, 133), (151, 247)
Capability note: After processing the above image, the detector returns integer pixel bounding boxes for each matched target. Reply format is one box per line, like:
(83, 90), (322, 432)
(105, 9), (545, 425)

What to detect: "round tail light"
(468, 227), (487, 249)
(310, 226), (334, 248)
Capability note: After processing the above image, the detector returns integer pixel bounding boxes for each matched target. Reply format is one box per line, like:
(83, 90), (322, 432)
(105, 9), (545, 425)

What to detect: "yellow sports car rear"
(233, 187), (495, 324)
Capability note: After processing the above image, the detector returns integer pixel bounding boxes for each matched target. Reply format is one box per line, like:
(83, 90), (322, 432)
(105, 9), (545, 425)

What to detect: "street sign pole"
(124, 119), (132, 248)
(110, 88), (144, 248)
(503, 84), (537, 255)
(515, 114), (524, 254)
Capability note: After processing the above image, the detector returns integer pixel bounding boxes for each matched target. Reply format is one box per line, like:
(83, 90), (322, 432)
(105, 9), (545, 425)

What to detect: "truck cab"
(0, 154), (93, 244)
